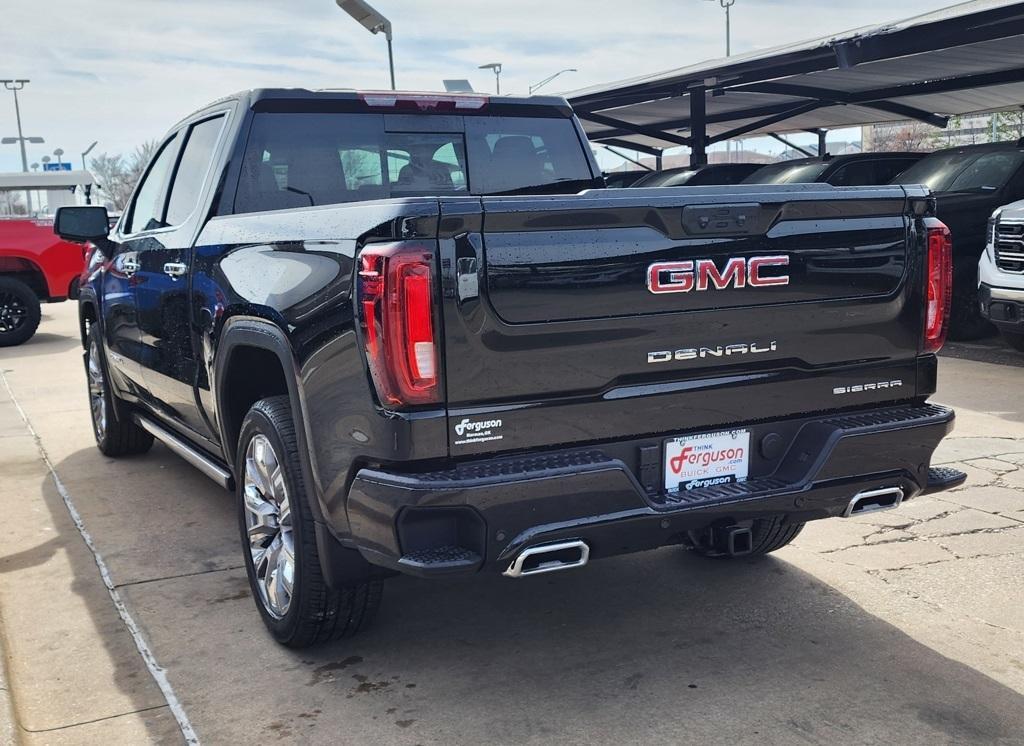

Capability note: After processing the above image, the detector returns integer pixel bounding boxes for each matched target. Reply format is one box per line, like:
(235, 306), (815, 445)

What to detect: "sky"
(1, 0), (967, 173)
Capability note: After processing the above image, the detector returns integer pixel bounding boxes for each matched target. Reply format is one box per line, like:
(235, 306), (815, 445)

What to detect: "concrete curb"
(0, 612), (21, 746)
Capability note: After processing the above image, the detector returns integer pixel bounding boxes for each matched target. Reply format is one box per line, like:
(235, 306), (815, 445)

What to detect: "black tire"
(1000, 330), (1024, 353)
(0, 277), (41, 347)
(236, 395), (382, 648)
(85, 325), (154, 457)
(948, 263), (994, 341)
(690, 517), (805, 558)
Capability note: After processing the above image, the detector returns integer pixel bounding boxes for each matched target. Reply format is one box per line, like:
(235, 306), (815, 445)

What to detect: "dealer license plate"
(664, 429), (750, 493)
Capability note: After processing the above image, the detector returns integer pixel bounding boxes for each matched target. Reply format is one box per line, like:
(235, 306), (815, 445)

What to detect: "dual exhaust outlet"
(501, 486), (904, 576)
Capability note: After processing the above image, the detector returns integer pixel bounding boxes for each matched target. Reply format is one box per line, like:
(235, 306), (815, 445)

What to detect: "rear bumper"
(341, 403), (958, 578)
(979, 282), (1024, 331)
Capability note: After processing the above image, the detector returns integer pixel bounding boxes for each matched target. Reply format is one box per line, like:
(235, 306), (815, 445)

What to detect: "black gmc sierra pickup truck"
(55, 89), (965, 648)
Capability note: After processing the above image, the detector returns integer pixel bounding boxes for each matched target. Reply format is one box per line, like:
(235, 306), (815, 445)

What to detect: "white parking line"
(1, 372), (200, 745)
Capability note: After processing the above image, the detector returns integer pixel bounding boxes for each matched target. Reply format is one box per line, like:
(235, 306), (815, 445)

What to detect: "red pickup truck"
(0, 172), (93, 346)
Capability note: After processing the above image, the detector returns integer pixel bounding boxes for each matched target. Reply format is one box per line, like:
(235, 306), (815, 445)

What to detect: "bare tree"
(872, 122), (938, 152)
(0, 190), (27, 216)
(89, 139), (159, 211)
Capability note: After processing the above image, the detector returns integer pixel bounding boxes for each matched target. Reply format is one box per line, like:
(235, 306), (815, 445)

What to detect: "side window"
(125, 135), (179, 234)
(165, 115), (226, 226)
(875, 159), (914, 185)
(340, 147), (384, 190)
(828, 161), (875, 186)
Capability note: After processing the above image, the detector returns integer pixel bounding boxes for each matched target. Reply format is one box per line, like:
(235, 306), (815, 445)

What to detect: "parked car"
(603, 170), (648, 188)
(979, 199), (1024, 351)
(57, 89), (963, 648)
(892, 140), (1024, 339)
(629, 163), (763, 188)
(743, 152), (924, 187)
(0, 172), (94, 346)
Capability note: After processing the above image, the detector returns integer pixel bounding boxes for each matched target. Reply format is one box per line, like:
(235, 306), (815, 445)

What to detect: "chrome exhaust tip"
(503, 540), (590, 578)
(844, 486), (904, 517)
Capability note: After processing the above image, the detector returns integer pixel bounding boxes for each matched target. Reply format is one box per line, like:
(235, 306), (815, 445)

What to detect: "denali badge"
(833, 380), (903, 395)
(453, 417), (503, 445)
(647, 256), (790, 294)
(648, 341), (777, 364)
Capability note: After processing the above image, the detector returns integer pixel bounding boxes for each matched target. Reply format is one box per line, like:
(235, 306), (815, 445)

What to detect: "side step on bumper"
(922, 466), (968, 494)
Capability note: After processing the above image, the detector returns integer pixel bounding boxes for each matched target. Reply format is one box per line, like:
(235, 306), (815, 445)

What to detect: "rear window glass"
(234, 112), (595, 213)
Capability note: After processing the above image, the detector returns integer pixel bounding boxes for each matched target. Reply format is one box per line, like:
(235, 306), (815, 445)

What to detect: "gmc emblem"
(647, 256), (790, 294)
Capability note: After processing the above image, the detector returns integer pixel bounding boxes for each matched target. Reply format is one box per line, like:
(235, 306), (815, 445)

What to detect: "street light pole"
(336, 0), (396, 90)
(81, 141), (98, 172)
(1, 80), (31, 172)
(479, 63), (502, 95)
(1, 79), (46, 214)
(529, 68), (577, 95)
(704, 0), (735, 56)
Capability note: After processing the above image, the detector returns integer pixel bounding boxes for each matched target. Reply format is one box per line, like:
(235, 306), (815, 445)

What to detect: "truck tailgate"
(438, 185), (929, 456)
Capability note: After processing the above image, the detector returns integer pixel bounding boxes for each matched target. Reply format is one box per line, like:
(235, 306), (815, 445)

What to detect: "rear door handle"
(163, 262), (188, 278)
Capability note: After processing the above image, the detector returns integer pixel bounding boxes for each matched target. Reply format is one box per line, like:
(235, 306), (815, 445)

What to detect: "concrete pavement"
(1, 302), (1022, 744)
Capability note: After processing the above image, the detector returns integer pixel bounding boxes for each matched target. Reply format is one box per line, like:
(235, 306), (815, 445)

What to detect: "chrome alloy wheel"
(0, 290), (27, 334)
(243, 434), (295, 619)
(87, 335), (107, 441)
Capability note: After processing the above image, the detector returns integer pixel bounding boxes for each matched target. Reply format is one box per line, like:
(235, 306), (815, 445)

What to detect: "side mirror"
(54, 206), (110, 242)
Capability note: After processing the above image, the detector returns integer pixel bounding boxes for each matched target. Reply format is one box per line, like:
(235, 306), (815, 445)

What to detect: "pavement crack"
(16, 704), (170, 734)
(115, 565), (246, 590)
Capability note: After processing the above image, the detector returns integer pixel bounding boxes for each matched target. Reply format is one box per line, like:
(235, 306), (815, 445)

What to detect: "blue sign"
(43, 162), (72, 171)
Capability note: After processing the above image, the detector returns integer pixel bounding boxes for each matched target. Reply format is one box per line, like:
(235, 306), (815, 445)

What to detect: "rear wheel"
(237, 396), (382, 648)
(0, 277), (41, 347)
(1000, 330), (1024, 352)
(85, 326), (153, 456)
(689, 517), (805, 558)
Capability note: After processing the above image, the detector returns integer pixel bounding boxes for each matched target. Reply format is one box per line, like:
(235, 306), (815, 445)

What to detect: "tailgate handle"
(682, 203), (762, 236)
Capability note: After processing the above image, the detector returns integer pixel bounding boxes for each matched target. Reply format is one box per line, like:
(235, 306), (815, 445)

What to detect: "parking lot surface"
(2, 303), (1023, 744)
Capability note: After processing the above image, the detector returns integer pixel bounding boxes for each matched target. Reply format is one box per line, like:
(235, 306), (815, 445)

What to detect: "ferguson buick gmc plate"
(664, 429), (750, 492)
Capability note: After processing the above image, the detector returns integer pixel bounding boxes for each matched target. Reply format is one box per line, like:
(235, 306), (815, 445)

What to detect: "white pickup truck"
(980, 201), (1024, 351)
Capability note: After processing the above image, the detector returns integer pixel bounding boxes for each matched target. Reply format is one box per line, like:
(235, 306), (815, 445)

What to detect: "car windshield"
(233, 111), (598, 213)
(893, 149), (1024, 192)
(742, 161), (829, 184)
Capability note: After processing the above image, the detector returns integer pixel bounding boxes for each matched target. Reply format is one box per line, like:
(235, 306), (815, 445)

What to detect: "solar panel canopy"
(566, 0), (1024, 156)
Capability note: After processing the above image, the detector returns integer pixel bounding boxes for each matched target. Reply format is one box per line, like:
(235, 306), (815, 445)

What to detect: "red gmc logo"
(647, 256), (790, 294)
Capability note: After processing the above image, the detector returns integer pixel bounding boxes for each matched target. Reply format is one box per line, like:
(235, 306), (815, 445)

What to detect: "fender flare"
(214, 316), (327, 525)
(77, 289), (100, 349)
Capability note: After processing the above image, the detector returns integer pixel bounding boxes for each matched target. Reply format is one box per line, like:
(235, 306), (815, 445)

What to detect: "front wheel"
(237, 396), (382, 648)
(0, 277), (41, 347)
(85, 326), (153, 456)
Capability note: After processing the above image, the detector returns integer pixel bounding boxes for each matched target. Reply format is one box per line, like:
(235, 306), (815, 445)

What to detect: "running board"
(134, 416), (233, 490)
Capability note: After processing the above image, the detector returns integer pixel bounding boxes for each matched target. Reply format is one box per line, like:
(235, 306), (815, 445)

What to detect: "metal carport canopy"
(566, 0), (1024, 164)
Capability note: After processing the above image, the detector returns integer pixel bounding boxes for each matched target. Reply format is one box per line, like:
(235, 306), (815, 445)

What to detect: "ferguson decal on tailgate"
(647, 256), (790, 294)
(454, 417), (504, 446)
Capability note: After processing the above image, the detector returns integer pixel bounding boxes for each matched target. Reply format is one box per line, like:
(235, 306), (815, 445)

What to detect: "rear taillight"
(357, 243), (440, 406)
(923, 220), (953, 354)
